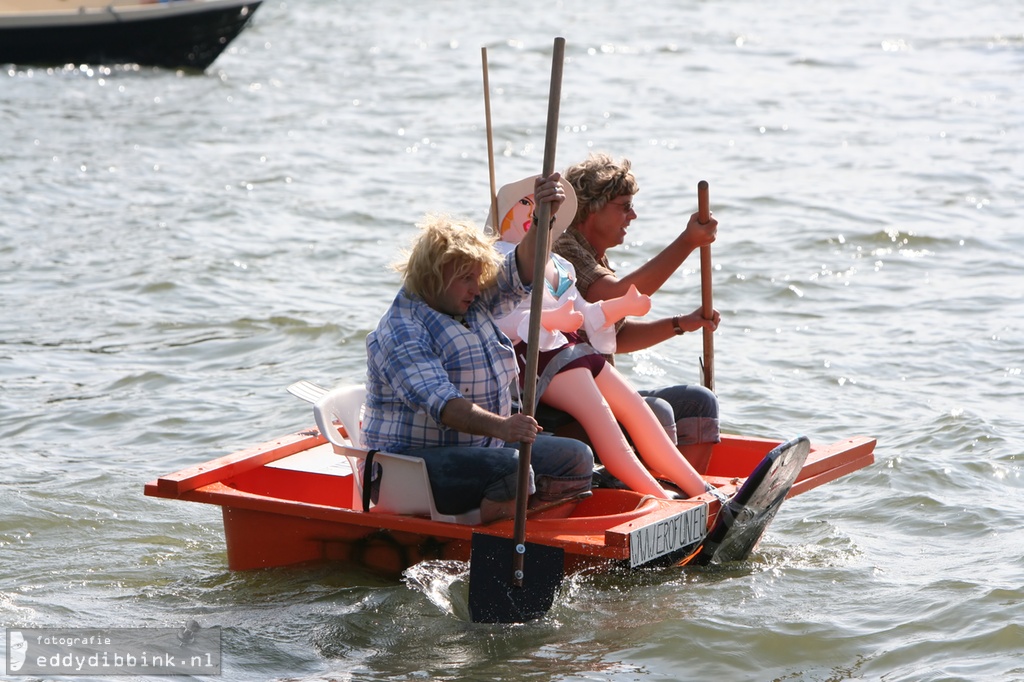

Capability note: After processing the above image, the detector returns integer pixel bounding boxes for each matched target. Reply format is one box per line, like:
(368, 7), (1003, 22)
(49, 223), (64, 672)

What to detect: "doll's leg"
(593, 367), (707, 497)
(541, 368), (671, 498)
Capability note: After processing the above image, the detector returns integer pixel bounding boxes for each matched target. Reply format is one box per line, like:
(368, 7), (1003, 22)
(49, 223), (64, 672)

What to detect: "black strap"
(361, 450), (379, 513)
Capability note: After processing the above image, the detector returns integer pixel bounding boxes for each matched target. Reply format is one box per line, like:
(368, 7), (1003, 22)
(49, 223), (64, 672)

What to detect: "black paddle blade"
(468, 533), (564, 624)
(694, 435), (811, 565)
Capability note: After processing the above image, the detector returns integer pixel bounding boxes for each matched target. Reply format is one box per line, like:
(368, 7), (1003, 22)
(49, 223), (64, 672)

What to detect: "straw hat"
(485, 175), (578, 245)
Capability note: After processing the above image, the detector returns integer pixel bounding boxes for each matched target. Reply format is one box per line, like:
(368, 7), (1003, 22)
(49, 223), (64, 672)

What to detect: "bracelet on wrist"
(672, 315), (685, 335)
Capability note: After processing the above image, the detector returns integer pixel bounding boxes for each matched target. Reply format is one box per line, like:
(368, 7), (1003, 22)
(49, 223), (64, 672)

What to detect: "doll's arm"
(498, 296), (575, 350)
(596, 284), (651, 328)
(540, 298), (583, 333)
(576, 284), (652, 354)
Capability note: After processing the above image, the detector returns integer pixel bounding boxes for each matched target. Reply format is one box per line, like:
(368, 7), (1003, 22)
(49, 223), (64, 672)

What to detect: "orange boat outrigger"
(145, 427), (875, 578)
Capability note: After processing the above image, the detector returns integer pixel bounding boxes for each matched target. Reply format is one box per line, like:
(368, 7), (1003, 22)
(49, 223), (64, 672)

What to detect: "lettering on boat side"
(628, 503), (708, 568)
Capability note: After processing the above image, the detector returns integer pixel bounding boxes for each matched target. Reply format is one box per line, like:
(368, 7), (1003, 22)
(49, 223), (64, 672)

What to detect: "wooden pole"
(482, 47), (498, 227)
(511, 37), (565, 587)
(697, 180), (715, 392)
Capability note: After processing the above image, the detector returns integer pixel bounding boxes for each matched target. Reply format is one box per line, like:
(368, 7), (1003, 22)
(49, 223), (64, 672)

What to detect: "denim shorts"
(405, 434), (594, 515)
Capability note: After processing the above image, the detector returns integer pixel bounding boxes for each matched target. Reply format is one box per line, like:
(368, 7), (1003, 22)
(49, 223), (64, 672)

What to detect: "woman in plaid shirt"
(363, 174), (594, 523)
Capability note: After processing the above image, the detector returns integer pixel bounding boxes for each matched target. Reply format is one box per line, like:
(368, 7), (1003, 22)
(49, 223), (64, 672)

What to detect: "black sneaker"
(591, 466), (629, 489)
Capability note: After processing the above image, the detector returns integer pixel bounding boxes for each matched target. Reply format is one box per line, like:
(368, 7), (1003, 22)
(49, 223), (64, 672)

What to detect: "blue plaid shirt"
(363, 249), (528, 453)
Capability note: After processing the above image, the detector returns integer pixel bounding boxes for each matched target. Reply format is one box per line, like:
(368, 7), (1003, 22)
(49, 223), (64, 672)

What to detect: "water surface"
(2, 1), (1022, 680)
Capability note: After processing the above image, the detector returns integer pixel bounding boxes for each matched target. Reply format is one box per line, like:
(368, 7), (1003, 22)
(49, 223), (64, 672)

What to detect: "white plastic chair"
(313, 384), (367, 448)
(312, 385), (481, 525)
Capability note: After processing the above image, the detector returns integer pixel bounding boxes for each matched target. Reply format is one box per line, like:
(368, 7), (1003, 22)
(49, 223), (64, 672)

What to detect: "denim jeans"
(405, 434), (594, 516)
(637, 384), (720, 445)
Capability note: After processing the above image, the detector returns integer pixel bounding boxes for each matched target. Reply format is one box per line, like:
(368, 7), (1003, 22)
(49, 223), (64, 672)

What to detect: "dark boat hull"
(0, 0), (262, 70)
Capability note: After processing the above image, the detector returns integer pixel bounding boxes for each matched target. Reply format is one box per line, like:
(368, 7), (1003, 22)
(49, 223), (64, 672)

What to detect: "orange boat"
(144, 394), (875, 577)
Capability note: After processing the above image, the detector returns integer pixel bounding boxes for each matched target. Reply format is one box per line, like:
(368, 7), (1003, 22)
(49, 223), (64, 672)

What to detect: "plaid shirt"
(363, 249), (528, 453)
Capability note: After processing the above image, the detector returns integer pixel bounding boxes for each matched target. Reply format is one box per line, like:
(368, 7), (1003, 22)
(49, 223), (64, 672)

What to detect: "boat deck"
(145, 430), (876, 575)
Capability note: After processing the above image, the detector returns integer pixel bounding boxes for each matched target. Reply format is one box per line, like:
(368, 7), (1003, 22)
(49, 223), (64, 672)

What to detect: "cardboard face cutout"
(485, 175), (578, 245)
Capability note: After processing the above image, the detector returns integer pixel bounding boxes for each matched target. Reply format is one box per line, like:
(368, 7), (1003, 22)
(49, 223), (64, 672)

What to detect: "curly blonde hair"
(395, 213), (501, 302)
(563, 153), (639, 226)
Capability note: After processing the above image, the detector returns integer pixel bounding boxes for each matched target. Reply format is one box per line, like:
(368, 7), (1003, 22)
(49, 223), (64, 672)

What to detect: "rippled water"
(2, 0), (1023, 680)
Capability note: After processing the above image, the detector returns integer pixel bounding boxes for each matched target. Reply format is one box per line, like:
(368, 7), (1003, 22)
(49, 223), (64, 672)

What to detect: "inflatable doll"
(488, 176), (707, 499)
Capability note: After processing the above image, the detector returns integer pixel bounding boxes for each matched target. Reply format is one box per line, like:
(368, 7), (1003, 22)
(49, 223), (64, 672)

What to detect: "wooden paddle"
(481, 47), (499, 229)
(468, 37), (567, 624)
(697, 180), (715, 392)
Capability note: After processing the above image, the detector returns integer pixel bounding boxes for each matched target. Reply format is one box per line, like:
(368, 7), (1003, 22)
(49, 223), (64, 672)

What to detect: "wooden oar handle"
(482, 47), (498, 227)
(698, 180), (710, 224)
(697, 180), (715, 392)
(520, 36), (564, 422)
(513, 37), (565, 586)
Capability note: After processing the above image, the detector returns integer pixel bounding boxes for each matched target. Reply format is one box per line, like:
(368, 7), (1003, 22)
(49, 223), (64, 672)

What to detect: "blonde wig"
(396, 213), (502, 302)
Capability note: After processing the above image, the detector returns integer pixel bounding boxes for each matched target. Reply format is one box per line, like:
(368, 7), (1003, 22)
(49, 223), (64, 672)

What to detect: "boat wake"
(402, 560), (473, 621)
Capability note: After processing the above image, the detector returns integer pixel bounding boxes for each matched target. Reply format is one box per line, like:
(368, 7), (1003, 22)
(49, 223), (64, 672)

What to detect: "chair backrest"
(311, 384), (481, 525)
(313, 385), (367, 449)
